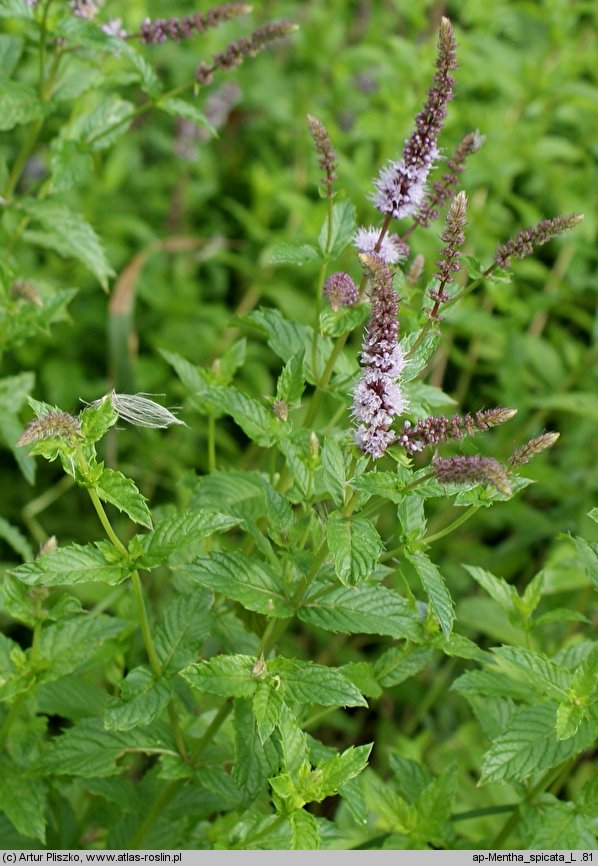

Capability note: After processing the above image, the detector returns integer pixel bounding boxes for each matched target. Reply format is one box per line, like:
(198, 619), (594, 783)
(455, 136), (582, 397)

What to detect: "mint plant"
(1, 4), (596, 851)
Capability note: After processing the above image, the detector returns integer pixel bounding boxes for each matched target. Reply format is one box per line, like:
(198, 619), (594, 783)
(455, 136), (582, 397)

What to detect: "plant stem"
(491, 764), (564, 848)
(422, 504), (480, 544)
(207, 414), (216, 472)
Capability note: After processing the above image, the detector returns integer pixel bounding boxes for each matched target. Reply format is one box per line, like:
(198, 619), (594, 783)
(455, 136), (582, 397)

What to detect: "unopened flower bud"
(272, 399), (289, 421)
(509, 432), (559, 467)
(17, 412), (81, 447)
(323, 272), (358, 311)
(11, 280), (43, 306)
(432, 454), (512, 496)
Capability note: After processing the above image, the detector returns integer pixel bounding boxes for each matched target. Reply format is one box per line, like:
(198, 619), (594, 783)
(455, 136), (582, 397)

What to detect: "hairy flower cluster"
(195, 20), (297, 85)
(18, 412), (81, 447)
(104, 393), (185, 429)
(353, 253), (405, 459)
(139, 4), (250, 45)
(432, 454), (512, 495)
(429, 191), (467, 316)
(323, 272), (358, 311)
(307, 115), (337, 198)
(509, 432), (559, 467)
(353, 227), (409, 265)
(494, 214), (583, 268)
(416, 131), (483, 227)
(397, 407), (516, 453)
(371, 17), (457, 220)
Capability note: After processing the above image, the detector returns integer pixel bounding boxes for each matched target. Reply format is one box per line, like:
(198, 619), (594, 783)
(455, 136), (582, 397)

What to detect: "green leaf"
(289, 809), (320, 850)
(158, 96), (214, 134)
(570, 534), (598, 590)
(38, 614), (126, 683)
(389, 755), (433, 803)
(299, 585), (421, 640)
(79, 395), (118, 443)
(0, 81), (44, 131)
(269, 657), (367, 708)
(105, 666), (173, 732)
(374, 646), (435, 689)
(350, 470), (407, 505)
(0, 34), (23, 80)
(96, 468), (153, 529)
(276, 351), (305, 405)
(0, 371), (36, 482)
(233, 698), (279, 806)
(463, 564), (519, 612)
(326, 511), (382, 586)
(180, 654), (258, 698)
(35, 719), (176, 777)
(320, 201), (356, 258)
(10, 542), (128, 586)
(266, 243), (321, 266)
(492, 646), (570, 700)
(0, 516), (33, 561)
(321, 439), (349, 507)
(134, 511), (239, 568)
(316, 743), (372, 794)
(522, 796), (596, 850)
(319, 304), (369, 338)
(184, 552), (293, 617)
(252, 680), (284, 744)
(49, 139), (93, 191)
(154, 588), (213, 674)
(22, 199), (114, 289)
(203, 384), (284, 446)
(277, 701), (309, 775)
(0, 756), (47, 843)
(0, 0), (34, 19)
(411, 766), (458, 847)
(406, 551), (454, 638)
(480, 703), (598, 784)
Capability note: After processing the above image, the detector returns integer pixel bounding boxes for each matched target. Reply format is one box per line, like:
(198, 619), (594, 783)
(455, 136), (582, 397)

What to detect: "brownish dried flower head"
(494, 214), (583, 268)
(195, 20), (297, 84)
(432, 454), (512, 495)
(509, 432), (560, 467)
(17, 412), (81, 447)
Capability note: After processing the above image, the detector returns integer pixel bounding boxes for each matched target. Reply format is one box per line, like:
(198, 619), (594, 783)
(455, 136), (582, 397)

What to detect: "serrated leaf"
(184, 552), (293, 617)
(180, 654), (258, 698)
(269, 657), (367, 708)
(0, 81), (44, 130)
(135, 511), (239, 568)
(38, 614), (126, 683)
(154, 588), (213, 673)
(523, 796), (596, 850)
(266, 243), (321, 266)
(388, 755), (433, 804)
(277, 701), (309, 776)
(0, 516), (33, 561)
(204, 384), (284, 446)
(35, 719), (176, 777)
(289, 809), (320, 850)
(0, 756), (47, 842)
(406, 551), (454, 638)
(349, 470), (406, 505)
(556, 701), (586, 741)
(0, 0), (34, 19)
(22, 199), (114, 289)
(233, 698), (279, 806)
(10, 543), (128, 586)
(317, 743), (372, 794)
(480, 703), (598, 784)
(320, 201), (356, 258)
(321, 438), (350, 507)
(252, 680), (284, 744)
(374, 645), (435, 689)
(463, 564), (519, 612)
(492, 646), (570, 700)
(326, 511), (382, 586)
(105, 666), (173, 731)
(0, 34), (22, 80)
(412, 766), (457, 847)
(299, 585), (421, 640)
(400, 331), (440, 382)
(276, 351), (305, 405)
(96, 468), (153, 529)
(451, 668), (535, 701)
(570, 534), (598, 589)
(158, 96), (215, 134)
(49, 139), (93, 191)
(319, 304), (368, 338)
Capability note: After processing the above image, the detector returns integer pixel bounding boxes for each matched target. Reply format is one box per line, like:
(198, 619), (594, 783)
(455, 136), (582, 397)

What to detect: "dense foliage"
(0, 0), (597, 851)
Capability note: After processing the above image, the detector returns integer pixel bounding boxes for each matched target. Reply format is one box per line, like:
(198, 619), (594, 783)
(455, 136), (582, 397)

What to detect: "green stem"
(491, 764), (564, 848)
(422, 504), (480, 544)
(0, 693), (27, 749)
(303, 331), (350, 428)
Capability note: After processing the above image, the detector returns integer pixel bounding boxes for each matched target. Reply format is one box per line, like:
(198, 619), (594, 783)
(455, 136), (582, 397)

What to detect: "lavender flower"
(429, 190), (467, 318)
(70, 0), (102, 19)
(416, 131), (483, 227)
(509, 432), (559, 467)
(323, 272), (358, 311)
(432, 454), (512, 496)
(101, 18), (127, 38)
(140, 4), (251, 46)
(397, 407), (516, 453)
(353, 227), (409, 264)
(352, 253), (406, 459)
(195, 20), (297, 85)
(18, 412), (81, 447)
(371, 17), (457, 221)
(494, 214), (583, 268)
(307, 115), (337, 198)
